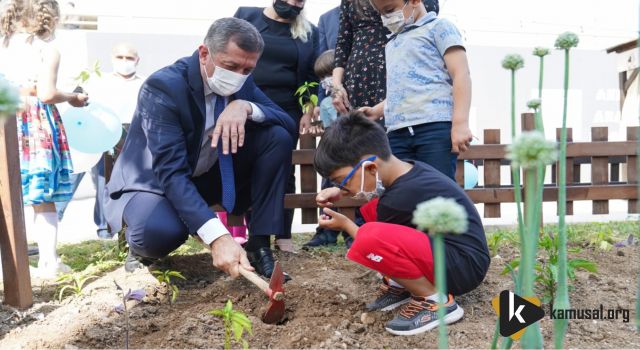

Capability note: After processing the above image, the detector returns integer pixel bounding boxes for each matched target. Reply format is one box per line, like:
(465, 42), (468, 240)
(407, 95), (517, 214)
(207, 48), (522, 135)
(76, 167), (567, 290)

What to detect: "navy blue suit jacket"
(318, 6), (340, 53)
(105, 51), (295, 234)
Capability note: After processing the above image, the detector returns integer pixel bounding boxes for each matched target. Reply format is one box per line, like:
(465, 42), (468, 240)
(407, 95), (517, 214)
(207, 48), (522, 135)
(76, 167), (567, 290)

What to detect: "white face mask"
(113, 59), (136, 76)
(203, 57), (249, 96)
(380, 2), (415, 34)
(352, 162), (385, 201)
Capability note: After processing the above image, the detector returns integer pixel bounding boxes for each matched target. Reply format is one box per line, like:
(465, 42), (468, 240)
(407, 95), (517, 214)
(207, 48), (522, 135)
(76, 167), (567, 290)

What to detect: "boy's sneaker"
(385, 294), (464, 336)
(366, 282), (411, 311)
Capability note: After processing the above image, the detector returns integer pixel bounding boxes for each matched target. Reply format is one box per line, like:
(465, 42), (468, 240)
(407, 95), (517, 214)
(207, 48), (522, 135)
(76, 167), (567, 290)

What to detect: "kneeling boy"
(314, 112), (490, 336)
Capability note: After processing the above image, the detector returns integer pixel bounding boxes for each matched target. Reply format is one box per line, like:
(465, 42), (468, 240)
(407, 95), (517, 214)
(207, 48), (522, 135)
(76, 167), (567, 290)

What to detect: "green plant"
(554, 30), (580, 349)
(152, 269), (186, 304)
(502, 232), (597, 304)
(209, 300), (253, 350)
(501, 54), (526, 253)
(588, 228), (615, 251)
(294, 81), (319, 114)
(0, 73), (19, 117)
(532, 47), (550, 133)
(74, 60), (102, 85)
(114, 281), (146, 350)
(486, 230), (516, 257)
(413, 197), (468, 349)
(56, 272), (98, 301)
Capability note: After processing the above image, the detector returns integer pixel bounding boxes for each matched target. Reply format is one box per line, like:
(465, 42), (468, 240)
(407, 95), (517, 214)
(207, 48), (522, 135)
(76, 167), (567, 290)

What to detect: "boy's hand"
(316, 187), (342, 207)
(300, 113), (313, 135)
(358, 106), (383, 121)
(318, 207), (356, 233)
(451, 122), (473, 153)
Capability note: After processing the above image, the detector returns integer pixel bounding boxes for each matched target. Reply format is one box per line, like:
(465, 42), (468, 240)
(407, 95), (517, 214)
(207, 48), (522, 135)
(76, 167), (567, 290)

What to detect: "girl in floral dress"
(0, 0), (88, 278)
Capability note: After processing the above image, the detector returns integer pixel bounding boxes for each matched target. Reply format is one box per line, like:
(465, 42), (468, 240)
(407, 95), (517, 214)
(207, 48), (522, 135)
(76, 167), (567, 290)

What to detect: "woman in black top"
(235, 1), (319, 254)
(332, 0), (439, 113)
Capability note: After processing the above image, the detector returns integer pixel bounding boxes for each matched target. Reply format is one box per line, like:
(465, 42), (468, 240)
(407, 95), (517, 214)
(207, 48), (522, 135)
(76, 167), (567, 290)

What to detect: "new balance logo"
(366, 253), (383, 262)
(491, 290), (545, 340)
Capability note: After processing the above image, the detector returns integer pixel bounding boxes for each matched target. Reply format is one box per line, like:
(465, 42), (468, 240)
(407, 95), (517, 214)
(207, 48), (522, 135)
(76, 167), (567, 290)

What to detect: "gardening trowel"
(238, 261), (285, 324)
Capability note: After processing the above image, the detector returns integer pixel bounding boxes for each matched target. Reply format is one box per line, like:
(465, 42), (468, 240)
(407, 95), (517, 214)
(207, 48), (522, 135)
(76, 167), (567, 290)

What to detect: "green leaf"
(294, 85), (306, 96)
(568, 259), (597, 273)
(308, 82), (319, 87)
(232, 321), (244, 341)
(167, 271), (186, 280)
(224, 300), (233, 314)
(231, 312), (252, 333)
(58, 285), (74, 301)
(310, 94), (318, 107)
(209, 309), (225, 317)
(171, 284), (179, 303)
(501, 259), (520, 275)
(242, 339), (249, 350)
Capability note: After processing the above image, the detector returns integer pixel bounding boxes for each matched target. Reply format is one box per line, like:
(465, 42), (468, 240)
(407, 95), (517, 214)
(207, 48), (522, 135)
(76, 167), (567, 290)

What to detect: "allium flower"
(0, 74), (19, 116)
(507, 131), (558, 169)
(412, 197), (468, 235)
(527, 98), (541, 110)
(533, 47), (550, 57)
(555, 32), (579, 50)
(502, 54), (525, 70)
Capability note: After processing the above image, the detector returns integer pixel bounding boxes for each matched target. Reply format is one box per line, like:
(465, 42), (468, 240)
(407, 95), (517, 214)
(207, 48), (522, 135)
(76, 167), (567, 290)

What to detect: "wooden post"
(455, 159), (465, 188)
(591, 127), (609, 214)
(627, 126), (638, 213)
(299, 135), (318, 224)
(483, 129), (501, 218)
(0, 117), (33, 308)
(555, 128), (574, 215)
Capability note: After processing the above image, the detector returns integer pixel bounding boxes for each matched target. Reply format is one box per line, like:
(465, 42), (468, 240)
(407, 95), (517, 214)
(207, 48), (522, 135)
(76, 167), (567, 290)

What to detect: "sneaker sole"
(376, 297), (412, 312)
(384, 305), (465, 336)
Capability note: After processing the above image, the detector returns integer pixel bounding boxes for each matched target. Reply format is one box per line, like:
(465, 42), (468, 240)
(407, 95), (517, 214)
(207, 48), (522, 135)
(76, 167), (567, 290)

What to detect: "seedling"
(294, 81), (319, 114)
(114, 280), (146, 350)
(209, 300), (253, 350)
(74, 60), (102, 86)
(56, 272), (98, 301)
(152, 269), (186, 304)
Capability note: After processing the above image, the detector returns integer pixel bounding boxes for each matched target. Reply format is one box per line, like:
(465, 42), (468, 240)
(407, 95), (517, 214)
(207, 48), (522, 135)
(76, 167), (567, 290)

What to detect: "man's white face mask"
(203, 55), (249, 96)
(113, 59), (136, 76)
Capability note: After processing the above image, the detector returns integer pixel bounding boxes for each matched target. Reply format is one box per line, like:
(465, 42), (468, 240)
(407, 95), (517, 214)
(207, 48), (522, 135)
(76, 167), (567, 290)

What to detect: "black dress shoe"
(124, 249), (158, 273)
(246, 247), (291, 283)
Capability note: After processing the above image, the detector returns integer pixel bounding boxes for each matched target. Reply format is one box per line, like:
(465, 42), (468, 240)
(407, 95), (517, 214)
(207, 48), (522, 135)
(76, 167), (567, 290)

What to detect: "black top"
(251, 13), (299, 111)
(377, 161), (490, 267)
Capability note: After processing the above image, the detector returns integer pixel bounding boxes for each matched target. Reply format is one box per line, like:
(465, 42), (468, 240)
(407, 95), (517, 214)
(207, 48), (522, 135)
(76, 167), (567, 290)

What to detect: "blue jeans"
(388, 121), (457, 179)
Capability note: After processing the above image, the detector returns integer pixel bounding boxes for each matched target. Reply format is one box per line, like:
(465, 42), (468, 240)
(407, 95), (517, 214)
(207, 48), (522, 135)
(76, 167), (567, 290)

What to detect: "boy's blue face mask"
(336, 156), (385, 200)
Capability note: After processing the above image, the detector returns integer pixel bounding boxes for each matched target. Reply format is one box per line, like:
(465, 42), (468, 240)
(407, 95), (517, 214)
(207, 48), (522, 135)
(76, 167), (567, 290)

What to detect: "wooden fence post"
(0, 117), (33, 308)
(483, 129), (501, 218)
(627, 126), (638, 213)
(591, 127), (609, 214)
(299, 135), (318, 224)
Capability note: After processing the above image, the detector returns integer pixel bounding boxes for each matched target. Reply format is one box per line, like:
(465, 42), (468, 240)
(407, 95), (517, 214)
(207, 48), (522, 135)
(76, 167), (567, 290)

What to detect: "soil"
(0, 243), (638, 349)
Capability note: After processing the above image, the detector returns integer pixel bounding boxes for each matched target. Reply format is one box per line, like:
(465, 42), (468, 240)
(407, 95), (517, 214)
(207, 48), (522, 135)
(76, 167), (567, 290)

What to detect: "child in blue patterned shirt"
(361, 0), (473, 180)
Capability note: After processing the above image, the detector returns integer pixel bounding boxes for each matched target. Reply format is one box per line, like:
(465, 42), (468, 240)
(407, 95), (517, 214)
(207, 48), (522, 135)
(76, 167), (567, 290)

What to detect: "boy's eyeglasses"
(334, 156), (377, 190)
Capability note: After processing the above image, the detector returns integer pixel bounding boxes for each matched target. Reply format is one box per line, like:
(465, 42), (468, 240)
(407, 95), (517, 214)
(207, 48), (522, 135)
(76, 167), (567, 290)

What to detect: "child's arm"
(444, 47), (473, 154)
(318, 208), (359, 239)
(358, 100), (385, 121)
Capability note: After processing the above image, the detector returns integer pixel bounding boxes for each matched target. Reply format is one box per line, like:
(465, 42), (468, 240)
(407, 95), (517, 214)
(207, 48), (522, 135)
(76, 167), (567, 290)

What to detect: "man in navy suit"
(317, 5), (339, 53)
(104, 18), (296, 279)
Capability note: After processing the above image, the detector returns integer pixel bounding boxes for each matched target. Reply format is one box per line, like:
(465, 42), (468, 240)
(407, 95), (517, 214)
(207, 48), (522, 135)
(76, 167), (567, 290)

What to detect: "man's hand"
(451, 121), (473, 153)
(316, 187), (343, 207)
(318, 207), (358, 236)
(210, 234), (253, 278)
(211, 100), (250, 155)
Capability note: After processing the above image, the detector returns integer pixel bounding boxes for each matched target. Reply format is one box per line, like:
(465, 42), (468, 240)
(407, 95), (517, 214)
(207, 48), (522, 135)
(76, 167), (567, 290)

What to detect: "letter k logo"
(491, 290), (545, 340)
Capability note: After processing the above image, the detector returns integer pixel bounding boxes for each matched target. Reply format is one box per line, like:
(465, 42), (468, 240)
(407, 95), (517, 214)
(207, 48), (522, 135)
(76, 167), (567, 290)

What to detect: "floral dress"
(0, 34), (74, 205)
(334, 0), (390, 108)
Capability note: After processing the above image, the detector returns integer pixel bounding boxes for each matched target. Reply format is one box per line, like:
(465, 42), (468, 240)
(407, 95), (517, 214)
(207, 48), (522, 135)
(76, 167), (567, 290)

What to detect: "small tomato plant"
(209, 300), (252, 350)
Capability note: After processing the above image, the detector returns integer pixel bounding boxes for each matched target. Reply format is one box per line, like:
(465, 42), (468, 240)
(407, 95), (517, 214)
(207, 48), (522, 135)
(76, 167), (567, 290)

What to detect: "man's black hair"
(314, 111), (391, 178)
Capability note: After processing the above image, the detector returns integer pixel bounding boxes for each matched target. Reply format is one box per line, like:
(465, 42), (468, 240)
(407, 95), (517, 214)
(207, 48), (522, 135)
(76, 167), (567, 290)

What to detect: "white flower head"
(527, 99), (541, 110)
(507, 131), (558, 169)
(555, 32), (579, 50)
(502, 54), (524, 71)
(533, 47), (550, 57)
(412, 197), (468, 235)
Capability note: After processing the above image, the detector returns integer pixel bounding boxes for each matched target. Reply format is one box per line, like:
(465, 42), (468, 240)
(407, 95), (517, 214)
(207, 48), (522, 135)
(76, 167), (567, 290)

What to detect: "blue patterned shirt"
(384, 13), (465, 132)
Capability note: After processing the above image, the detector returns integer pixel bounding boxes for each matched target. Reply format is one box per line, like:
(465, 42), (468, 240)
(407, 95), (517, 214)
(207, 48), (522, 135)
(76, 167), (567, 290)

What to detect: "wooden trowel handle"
(238, 266), (270, 291)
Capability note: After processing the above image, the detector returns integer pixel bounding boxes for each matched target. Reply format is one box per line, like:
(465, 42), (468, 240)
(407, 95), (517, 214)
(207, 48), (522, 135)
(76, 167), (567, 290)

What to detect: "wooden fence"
(285, 113), (639, 222)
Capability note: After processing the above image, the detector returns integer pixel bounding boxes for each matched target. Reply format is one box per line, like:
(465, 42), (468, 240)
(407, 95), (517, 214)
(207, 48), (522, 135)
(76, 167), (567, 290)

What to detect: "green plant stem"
(519, 167), (544, 349)
(536, 58), (546, 134)
(434, 234), (448, 349)
(510, 69), (525, 261)
(225, 318), (231, 350)
(490, 318), (500, 349)
(554, 48), (571, 349)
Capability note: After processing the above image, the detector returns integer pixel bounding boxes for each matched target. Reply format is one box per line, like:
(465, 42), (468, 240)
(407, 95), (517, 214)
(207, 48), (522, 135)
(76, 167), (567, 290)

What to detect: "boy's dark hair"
(313, 49), (335, 78)
(314, 111), (391, 178)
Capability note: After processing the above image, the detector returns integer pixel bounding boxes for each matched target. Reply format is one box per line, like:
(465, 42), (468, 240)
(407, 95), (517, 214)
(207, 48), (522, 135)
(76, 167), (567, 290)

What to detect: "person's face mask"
(273, 0), (303, 20)
(352, 162), (385, 201)
(380, 1), (415, 34)
(320, 77), (333, 94)
(203, 56), (249, 96)
(113, 59), (136, 76)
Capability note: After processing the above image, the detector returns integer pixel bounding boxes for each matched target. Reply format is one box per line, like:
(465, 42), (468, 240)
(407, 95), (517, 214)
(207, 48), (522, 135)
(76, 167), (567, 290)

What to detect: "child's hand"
(451, 122), (473, 153)
(318, 207), (353, 232)
(316, 187), (343, 207)
(358, 106), (383, 121)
